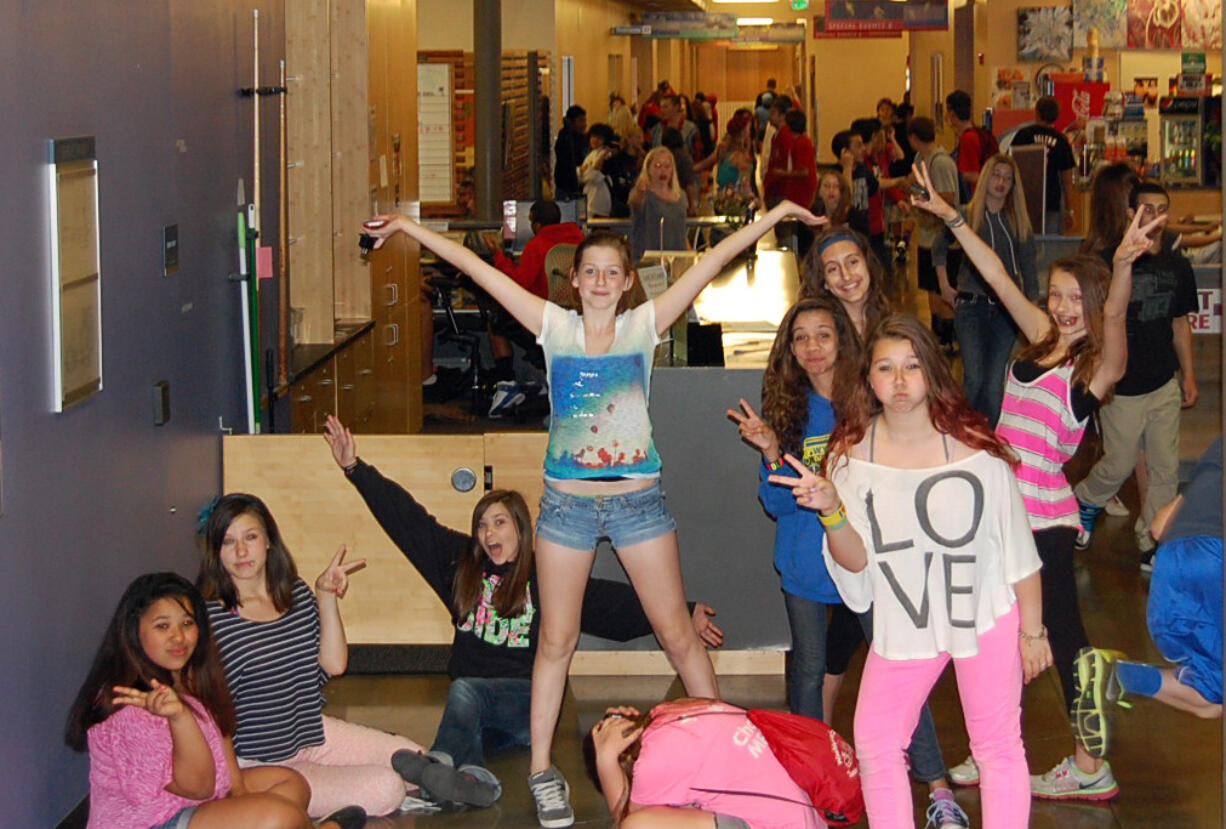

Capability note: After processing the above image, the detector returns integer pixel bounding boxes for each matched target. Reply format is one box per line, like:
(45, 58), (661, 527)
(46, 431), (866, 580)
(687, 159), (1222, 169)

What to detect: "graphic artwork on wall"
(1181, 0), (1222, 48)
(1074, 0), (1128, 47)
(1018, 6), (1074, 61)
(1129, 0), (1183, 47)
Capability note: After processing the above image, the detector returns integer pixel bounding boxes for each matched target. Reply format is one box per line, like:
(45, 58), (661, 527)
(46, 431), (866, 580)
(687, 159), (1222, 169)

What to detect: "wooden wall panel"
(286, 0), (334, 344)
(224, 434), (484, 643)
(331, 0), (371, 322)
(483, 432), (548, 522)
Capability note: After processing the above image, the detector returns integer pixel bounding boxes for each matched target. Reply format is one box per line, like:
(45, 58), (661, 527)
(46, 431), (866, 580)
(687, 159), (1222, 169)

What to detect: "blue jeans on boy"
(430, 676), (532, 769)
(955, 294), (1018, 426)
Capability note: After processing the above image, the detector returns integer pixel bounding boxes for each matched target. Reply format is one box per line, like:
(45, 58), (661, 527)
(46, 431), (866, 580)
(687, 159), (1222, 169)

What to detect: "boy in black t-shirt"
(1075, 182), (1199, 560)
(1010, 96), (1076, 234)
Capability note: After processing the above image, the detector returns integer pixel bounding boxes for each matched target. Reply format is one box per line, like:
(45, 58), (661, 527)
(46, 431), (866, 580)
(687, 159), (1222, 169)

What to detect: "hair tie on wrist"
(944, 215), (966, 229)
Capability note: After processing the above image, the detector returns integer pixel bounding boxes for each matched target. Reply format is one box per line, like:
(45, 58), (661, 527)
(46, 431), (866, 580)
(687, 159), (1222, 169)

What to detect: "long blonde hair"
(967, 153), (1032, 241)
(636, 146), (682, 199)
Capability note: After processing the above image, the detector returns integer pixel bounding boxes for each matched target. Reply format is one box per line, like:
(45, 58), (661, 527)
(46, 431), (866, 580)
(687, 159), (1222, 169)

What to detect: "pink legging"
(854, 604), (1028, 828)
(239, 714), (424, 817)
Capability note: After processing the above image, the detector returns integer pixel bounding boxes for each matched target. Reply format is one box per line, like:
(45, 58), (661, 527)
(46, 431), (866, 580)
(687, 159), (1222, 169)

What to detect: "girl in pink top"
(591, 698), (823, 828)
(910, 162), (1162, 798)
(64, 573), (364, 829)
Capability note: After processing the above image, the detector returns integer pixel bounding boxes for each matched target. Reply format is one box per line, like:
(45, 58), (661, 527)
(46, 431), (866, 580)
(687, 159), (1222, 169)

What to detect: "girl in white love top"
(772, 314), (1049, 829)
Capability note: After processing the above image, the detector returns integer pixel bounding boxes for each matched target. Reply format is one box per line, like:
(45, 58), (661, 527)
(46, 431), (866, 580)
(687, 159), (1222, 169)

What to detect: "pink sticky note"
(257, 246), (274, 280)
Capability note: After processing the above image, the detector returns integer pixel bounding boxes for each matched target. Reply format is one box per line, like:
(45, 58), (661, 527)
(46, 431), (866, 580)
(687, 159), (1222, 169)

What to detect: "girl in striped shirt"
(198, 494), (428, 818)
(911, 161), (1163, 800)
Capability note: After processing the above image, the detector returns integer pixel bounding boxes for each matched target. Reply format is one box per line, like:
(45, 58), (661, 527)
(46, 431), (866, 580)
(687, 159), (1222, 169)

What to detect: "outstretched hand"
(909, 161), (959, 223)
(315, 545), (367, 599)
(113, 678), (185, 720)
(323, 414), (357, 470)
(691, 603), (724, 648)
(1114, 205), (1166, 267)
(726, 398), (779, 458)
(768, 454), (841, 514)
(360, 215), (405, 250)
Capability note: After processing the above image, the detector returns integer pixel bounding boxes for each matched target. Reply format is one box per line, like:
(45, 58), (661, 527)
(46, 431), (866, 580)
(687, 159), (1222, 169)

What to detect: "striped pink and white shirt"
(996, 361), (1090, 531)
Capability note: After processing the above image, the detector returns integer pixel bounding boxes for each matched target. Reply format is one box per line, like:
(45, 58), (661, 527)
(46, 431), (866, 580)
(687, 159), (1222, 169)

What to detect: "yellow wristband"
(818, 502), (847, 529)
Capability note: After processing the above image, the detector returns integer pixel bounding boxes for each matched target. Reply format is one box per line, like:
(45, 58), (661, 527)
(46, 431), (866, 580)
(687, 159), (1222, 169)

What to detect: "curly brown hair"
(800, 227), (892, 341)
(762, 297), (860, 457)
(824, 314), (1017, 472)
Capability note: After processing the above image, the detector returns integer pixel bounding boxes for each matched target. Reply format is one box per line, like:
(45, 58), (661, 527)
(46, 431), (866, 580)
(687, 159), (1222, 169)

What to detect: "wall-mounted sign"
(819, 1), (947, 36)
(611, 24), (651, 36)
(46, 136), (103, 411)
(642, 12), (737, 40)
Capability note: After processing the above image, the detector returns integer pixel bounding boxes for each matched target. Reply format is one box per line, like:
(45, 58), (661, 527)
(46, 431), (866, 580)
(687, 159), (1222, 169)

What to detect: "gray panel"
(0, 2), (283, 824)
(581, 366), (791, 651)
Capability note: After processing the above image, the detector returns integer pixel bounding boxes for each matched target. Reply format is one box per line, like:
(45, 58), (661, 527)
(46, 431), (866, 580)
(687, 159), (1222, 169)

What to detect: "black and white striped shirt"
(209, 579), (329, 762)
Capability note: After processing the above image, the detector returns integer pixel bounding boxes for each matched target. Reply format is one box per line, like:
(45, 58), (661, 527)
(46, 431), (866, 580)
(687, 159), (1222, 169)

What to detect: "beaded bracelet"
(764, 456), (786, 472)
(818, 501), (847, 530)
(1019, 625), (1048, 642)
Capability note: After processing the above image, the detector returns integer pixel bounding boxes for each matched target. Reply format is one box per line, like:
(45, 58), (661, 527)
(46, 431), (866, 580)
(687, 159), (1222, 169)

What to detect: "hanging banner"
(642, 12), (738, 40)
(737, 22), (807, 43)
(821, 0), (948, 34)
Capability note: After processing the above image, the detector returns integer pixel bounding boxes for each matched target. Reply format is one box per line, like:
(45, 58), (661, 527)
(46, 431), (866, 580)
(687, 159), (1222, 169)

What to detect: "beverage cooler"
(1158, 96), (1222, 187)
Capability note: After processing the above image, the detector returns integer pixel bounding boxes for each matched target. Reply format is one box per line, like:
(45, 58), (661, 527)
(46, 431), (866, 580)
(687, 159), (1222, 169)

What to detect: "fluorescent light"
(737, 17), (774, 25)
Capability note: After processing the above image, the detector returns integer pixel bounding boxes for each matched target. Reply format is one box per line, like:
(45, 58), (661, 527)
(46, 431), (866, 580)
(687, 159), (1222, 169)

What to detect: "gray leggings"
(715, 816), (750, 829)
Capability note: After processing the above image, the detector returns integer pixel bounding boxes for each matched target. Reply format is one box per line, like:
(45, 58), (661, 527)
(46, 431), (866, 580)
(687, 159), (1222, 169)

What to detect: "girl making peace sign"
(197, 494), (429, 818)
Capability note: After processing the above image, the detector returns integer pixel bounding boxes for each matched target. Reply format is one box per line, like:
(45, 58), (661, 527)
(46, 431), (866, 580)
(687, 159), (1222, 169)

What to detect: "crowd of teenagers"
(69, 145), (1219, 828)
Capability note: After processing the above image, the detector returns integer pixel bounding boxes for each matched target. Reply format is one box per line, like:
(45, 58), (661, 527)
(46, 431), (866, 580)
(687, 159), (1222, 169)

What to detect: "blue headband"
(817, 232), (862, 255)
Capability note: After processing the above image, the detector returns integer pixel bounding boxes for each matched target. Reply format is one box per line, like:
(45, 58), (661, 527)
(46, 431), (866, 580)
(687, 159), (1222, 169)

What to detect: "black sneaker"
(318, 805), (367, 829)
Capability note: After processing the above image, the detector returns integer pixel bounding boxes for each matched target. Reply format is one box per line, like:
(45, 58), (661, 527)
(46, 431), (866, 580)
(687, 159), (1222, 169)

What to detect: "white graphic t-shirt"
(538, 301), (662, 480)
(824, 450), (1041, 660)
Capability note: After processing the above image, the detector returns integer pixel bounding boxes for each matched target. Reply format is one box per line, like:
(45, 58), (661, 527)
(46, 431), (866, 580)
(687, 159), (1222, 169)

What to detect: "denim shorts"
(536, 480), (676, 550)
(149, 806), (197, 829)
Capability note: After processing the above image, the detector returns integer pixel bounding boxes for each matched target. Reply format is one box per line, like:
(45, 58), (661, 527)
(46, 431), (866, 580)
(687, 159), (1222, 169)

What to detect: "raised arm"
(911, 162), (1049, 343)
(652, 201), (826, 333)
(363, 215), (548, 336)
(1089, 208), (1165, 399)
(112, 681), (216, 800)
(315, 545), (366, 676)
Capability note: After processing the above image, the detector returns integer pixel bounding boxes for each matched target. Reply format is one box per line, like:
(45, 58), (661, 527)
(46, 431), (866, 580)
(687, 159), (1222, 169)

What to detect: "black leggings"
(825, 602), (865, 675)
(1035, 526), (1091, 714)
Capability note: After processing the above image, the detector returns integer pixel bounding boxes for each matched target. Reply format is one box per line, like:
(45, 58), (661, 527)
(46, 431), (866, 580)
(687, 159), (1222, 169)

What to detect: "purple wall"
(0, 2), (283, 823)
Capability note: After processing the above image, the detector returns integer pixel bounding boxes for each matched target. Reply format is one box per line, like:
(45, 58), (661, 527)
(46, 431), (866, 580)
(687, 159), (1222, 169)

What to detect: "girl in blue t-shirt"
(363, 201), (824, 825)
(728, 296), (860, 722)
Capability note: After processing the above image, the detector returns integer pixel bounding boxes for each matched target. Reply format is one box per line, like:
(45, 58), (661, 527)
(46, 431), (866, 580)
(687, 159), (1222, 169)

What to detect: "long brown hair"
(825, 314), (1017, 471)
(816, 171), (851, 226)
(196, 493), (299, 613)
(1080, 162), (1140, 254)
(967, 153), (1032, 241)
(555, 230), (647, 313)
(453, 490), (535, 620)
(65, 573), (237, 750)
(800, 227), (891, 342)
(762, 297), (860, 457)
(1015, 254), (1113, 394)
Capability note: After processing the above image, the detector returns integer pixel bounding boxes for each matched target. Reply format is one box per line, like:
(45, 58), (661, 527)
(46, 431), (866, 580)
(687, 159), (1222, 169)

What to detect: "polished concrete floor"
(353, 236), (1222, 826)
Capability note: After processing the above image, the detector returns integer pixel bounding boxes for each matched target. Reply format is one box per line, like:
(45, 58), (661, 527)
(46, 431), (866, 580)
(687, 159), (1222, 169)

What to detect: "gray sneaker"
(528, 766), (574, 828)
(422, 762), (500, 808)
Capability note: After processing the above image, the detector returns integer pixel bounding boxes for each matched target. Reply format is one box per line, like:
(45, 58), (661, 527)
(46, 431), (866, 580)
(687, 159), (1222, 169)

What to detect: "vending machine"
(1158, 96), (1222, 187)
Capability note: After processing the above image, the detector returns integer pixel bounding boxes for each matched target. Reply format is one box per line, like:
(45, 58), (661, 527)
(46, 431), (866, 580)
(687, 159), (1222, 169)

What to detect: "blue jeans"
(954, 295), (1018, 426)
(430, 676), (532, 769)
(783, 591), (831, 720)
(857, 607), (949, 784)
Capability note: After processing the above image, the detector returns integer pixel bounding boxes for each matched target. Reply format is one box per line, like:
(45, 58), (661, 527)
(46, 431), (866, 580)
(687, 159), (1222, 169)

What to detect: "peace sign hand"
(1114, 205), (1166, 267)
(909, 161), (959, 224)
(112, 678), (186, 721)
(315, 545), (367, 599)
(726, 398), (780, 459)
(768, 454), (841, 514)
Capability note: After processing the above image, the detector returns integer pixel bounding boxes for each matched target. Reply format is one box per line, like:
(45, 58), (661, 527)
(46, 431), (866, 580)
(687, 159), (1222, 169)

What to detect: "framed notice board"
(46, 136), (103, 411)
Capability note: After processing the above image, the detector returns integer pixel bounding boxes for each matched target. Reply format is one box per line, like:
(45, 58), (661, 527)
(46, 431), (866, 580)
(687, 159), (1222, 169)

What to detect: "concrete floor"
(340, 235), (1223, 827)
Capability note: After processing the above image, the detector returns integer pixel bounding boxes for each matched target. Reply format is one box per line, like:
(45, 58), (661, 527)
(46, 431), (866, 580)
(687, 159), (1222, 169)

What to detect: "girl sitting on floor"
(65, 572), (365, 829)
(197, 494), (428, 819)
